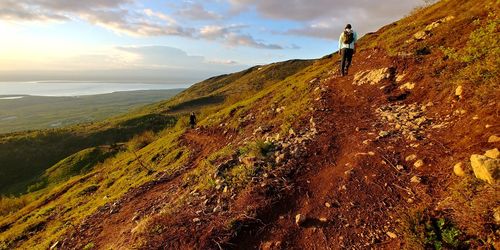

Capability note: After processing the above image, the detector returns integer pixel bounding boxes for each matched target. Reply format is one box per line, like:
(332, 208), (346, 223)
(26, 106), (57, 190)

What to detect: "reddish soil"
(59, 128), (235, 249)
(59, 48), (499, 249)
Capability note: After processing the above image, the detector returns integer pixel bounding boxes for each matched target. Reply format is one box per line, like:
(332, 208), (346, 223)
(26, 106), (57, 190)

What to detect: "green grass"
(0, 113), (177, 195)
(1, 0), (498, 247)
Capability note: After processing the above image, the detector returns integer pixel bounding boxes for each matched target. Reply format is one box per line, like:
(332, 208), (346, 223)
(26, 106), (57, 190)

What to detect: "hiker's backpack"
(343, 31), (354, 44)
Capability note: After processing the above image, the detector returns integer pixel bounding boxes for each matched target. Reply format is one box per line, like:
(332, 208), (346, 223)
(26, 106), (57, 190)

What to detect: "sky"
(0, 0), (424, 85)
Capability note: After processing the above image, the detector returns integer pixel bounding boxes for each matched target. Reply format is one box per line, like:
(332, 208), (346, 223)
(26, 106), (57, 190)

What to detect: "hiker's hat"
(345, 24), (352, 29)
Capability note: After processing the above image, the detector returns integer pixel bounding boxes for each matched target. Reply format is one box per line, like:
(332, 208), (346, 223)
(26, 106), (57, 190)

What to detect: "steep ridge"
(1, 0), (499, 249)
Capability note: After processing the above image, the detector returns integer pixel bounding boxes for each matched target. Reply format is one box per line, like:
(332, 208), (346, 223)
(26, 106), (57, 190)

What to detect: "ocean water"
(0, 81), (187, 97)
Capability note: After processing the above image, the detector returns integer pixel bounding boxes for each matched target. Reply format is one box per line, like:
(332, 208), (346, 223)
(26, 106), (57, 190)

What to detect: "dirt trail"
(59, 128), (232, 249)
(230, 51), (418, 249)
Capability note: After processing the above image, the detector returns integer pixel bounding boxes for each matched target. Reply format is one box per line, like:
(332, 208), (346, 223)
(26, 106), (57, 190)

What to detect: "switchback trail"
(59, 128), (233, 249)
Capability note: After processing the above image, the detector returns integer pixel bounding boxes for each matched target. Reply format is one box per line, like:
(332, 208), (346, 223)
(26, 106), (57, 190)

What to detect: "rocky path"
(59, 128), (232, 249)
(231, 51), (422, 249)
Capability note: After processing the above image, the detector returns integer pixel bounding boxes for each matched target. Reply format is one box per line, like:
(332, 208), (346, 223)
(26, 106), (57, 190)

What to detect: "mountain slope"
(1, 0), (499, 249)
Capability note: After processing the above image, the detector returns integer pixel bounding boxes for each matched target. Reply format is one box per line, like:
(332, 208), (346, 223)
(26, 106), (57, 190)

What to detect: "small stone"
(368, 151), (376, 156)
(396, 165), (405, 171)
(379, 131), (390, 138)
(405, 154), (417, 162)
(414, 159), (424, 168)
(386, 231), (397, 239)
(410, 176), (421, 183)
(453, 162), (465, 177)
(295, 214), (306, 226)
(193, 218), (201, 223)
(407, 198), (414, 204)
(489, 135), (500, 143)
(485, 148), (500, 159)
(319, 217), (328, 222)
(472, 116), (479, 120)
(223, 186), (229, 193)
(455, 85), (463, 97)
(470, 154), (500, 184)
(399, 82), (415, 90)
(213, 206), (221, 213)
(414, 30), (428, 40)
(325, 202), (332, 208)
(494, 207), (500, 223)
(485, 124), (492, 129)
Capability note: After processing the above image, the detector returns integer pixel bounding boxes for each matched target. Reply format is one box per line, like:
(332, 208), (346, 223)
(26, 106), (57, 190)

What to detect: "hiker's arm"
(338, 33), (343, 52)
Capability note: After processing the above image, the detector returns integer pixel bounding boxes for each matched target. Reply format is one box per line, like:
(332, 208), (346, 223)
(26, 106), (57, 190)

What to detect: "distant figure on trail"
(189, 112), (197, 128)
(338, 24), (358, 76)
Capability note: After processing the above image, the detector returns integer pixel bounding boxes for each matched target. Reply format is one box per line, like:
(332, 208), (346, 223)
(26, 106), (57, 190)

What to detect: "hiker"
(189, 112), (197, 128)
(338, 24), (358, 76)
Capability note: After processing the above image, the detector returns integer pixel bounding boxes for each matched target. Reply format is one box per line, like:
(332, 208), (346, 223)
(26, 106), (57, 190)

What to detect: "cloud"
(229, 0), (423, 37)
(199, 24), (282, 49)
(0, 0), (68, 21)
(0, 0), (194, 37)
(0, 0), (285, 49)
(176, 3), (222, 20)
(226, 33), (282, 49)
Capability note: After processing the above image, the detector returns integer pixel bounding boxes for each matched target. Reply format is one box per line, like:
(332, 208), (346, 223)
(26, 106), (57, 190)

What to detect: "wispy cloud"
(175, 3), (222, 20)
(199, 24), (282, 49)
(229, 0), (423, 37)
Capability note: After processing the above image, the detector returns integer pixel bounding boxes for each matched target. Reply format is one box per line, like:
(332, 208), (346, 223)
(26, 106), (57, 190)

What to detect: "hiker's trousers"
(340, 48), (354, 75)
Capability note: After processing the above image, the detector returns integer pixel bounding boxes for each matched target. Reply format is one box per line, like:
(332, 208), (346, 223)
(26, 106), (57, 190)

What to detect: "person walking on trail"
(338, 24), (358, 76)
(189, 112), (197, 128)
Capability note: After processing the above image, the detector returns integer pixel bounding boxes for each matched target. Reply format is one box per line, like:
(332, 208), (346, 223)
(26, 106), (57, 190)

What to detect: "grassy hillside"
(0, 89), (182, 133)
(0, 0), (498, 249)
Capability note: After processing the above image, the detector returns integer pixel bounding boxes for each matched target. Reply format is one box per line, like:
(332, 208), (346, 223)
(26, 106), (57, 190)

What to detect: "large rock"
(470, 154), (500, 184)
(353, 68), (392, 86)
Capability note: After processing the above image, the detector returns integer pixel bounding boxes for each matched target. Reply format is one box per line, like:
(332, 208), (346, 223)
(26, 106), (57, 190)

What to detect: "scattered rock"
(275, 153), (286, 164)
(192, 218), (201, 223)
(494, 207), (500, 223)
(488, 135), (500, 143)
(453, 162), (466, 177)
(395, 73), (406, 83)
(414, 159), (424, 168)
(413, 30), (428, 41)
(396, 165), (405, 171)
(410, 176), (422, 183)
(470, 154), (499, 184)
(386, 231), (397, 239)
(485, 148), (500, 159)
(405, 154), (417, 162)
(325, 202), (331, 208)
(319, 217), (328, 222)
(379, 131), (390, 138)
(295, 214), (306, 226)
(455, 85), (463, 98)
(353, 68), (393, 86)
(400, 82), (415, 90)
